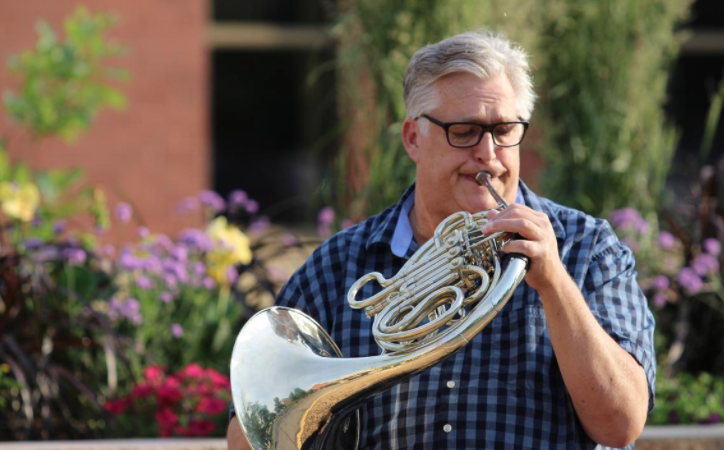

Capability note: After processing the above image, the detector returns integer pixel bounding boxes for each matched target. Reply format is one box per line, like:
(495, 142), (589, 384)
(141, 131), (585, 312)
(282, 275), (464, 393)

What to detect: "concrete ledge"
(0, 440), (226, 450)
(3, 428), (724, 450)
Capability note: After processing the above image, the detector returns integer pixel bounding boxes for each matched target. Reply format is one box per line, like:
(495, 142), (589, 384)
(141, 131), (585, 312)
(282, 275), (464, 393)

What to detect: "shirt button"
(446, 380), (456, 388)
(443, 424), (452, 433)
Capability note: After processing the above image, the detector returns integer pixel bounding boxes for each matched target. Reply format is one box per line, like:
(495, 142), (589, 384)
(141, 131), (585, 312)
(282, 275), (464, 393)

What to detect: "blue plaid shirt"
(272, 181), (655, 450)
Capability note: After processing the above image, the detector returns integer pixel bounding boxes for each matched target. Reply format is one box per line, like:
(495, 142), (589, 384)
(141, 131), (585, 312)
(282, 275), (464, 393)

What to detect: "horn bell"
(230, 255), (528, 450)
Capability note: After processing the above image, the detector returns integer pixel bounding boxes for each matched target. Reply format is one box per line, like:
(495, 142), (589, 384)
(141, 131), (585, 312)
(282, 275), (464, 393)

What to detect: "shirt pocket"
(491, 304), (555, 393)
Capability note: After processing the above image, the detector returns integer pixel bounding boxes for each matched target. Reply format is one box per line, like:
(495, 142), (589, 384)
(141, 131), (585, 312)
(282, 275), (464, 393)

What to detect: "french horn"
(230, 172), (529, 450)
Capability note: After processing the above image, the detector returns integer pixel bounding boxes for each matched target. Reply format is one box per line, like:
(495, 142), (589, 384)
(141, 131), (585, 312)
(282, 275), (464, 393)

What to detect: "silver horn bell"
(230, 172), (529, 450)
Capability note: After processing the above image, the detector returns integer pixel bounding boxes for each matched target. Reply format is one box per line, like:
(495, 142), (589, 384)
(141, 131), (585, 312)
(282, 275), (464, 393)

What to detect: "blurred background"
(0, 0), (723, 442)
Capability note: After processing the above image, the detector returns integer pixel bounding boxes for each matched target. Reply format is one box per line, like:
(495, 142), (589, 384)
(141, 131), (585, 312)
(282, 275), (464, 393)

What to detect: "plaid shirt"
(273, 181), (655, 450)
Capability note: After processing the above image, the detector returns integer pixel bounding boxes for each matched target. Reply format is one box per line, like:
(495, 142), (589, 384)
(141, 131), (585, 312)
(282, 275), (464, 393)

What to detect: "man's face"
(403, 72), (521, 224)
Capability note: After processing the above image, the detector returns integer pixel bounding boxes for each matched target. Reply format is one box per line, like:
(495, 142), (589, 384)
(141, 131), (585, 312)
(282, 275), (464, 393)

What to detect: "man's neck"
(408, 203), (435, 244)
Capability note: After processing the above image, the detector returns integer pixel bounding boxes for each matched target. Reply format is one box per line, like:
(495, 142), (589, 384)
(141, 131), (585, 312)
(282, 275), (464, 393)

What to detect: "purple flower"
(226, 266), (239, 284)
(192, 261), (206, 276)
(657, 232), (676, 250)
(707, 412), (722, 424)
(171, 245), (188, 262)
(180, 229), (212, 252)
(53, 220), (66, 235)
(652, 293), (667, 309)
(24, 238), (43, 250)
(281, 233), (296, 247)
(119, 249), (143, 271)
(203, 277), (216, 290)
(704, 238), (721, 256)
(610, 208), (642, 232)
(154, 234), (174, 253)
(677, 267), (703, 295)
(109, 297), (142, 324)
(63, 248), (87, 266)
(228, 190), (248, 209)
(163, 273), (178, 290)
(136, 275), (154, 290)
(692, 253), (719, 276)
(171, 323), (183, 338)
(137, 226), (150, 238)
(116, 203), (132, 224)
(249, 216), (270, 235)
(31, 215), (43, 228)
(635, 218), (649, 234)
(143, 255), (163, 274)
(652, 275), (670, 291)
(163, 258), (188, 283)
(103, 244), (116, 259)
(318, 207), (335, 226)
(160, 291), (173, 303)
(245, 200), (259, 214)
(199, 190), (226, 212)
(175, 196), (199, 215)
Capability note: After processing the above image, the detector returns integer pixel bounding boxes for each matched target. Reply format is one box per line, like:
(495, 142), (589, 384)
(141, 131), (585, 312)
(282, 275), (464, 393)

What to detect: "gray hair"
(403, 30), (537, 125)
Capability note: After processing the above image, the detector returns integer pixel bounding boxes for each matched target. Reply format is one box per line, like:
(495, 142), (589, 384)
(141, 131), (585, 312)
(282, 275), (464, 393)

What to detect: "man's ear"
(402, 118), (421, 163)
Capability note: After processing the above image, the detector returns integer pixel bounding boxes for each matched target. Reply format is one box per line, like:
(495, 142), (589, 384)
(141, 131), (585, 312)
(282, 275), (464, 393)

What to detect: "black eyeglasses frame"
(415, 113), (529, 148)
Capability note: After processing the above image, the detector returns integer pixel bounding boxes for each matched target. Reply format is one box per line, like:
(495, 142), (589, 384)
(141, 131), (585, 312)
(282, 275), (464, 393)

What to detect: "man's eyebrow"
(458, 115), (518, 123)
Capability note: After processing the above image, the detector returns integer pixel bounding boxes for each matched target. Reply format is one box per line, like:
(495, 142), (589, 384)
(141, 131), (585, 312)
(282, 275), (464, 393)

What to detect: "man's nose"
(472, 131), (496, 163)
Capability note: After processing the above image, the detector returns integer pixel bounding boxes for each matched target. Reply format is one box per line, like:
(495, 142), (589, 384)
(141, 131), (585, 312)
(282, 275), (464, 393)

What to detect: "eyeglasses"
(415, 114), (529, 148)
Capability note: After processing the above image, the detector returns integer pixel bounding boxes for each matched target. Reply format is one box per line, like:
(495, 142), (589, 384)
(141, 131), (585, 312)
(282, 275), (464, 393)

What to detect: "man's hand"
(482, 203), (649, 447)
(482, 204), (566, 293)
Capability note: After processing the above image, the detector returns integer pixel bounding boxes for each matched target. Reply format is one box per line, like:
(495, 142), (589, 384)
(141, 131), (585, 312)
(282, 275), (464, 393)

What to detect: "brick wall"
(0, 0), (209, 239)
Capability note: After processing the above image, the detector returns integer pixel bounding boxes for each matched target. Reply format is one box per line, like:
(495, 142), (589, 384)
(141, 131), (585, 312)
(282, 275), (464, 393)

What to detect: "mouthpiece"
(475, 171), (509, 208)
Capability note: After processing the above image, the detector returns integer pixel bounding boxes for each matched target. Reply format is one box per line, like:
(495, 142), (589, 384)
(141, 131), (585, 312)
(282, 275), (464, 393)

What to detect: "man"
(228, 30), (655, 449)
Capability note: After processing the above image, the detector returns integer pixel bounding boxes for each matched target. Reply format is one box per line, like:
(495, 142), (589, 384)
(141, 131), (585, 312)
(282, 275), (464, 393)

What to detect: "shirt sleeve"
(582, 223), (657, 413)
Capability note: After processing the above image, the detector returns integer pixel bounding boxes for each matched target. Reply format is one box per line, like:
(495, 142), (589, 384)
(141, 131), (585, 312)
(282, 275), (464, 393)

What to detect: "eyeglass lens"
(448, 123), (525, 147)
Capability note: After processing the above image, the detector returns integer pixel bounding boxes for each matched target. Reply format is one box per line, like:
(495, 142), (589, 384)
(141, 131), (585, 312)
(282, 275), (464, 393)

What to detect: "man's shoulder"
(528, 190), (619, 253)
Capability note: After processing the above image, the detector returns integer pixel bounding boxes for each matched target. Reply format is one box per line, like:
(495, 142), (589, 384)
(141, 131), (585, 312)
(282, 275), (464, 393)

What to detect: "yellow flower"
(0, 181), (40, 222)
(205, 217), (252, 285)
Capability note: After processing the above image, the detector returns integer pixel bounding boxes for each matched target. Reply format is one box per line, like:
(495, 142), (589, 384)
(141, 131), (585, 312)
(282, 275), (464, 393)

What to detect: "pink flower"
(144, 365), (165, 385)
(704, 238), (722, 256)
(652, 293), (667, 309)
(188, 419), (215, 437)
(692, 253), (719, 276)
(196, 396), (227, 415)
(182, 363), (205, 379)
(207, 370), (231, 389)
(103, 399), (127, 414)
(157, 377), (182, 405)
(116, 203), (132, 223)
(155, 407), (178, 429)
(171, 323), (183, 338)
(131, 383), (155, 398)
(657, 232), (676, 250)
(652, 275), (670, 291)
(677, 267), (703, 295)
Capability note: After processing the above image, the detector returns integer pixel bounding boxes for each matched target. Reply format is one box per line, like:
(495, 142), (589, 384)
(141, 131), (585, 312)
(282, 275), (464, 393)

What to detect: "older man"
(228, 31), (655, 450)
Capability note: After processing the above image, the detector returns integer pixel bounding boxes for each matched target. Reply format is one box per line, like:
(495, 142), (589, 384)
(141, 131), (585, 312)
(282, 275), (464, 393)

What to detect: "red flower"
(196, 396), (227, 415)
(131, 382), (155, 399)
(181, 363), (205, 379)
(157, 376), (183, 405)
(144, 365), (165, 385)
(188, 419), (215, 437)
(206, 368), (231, 390)
(155, 406), (178, 429)
(103, 398), (127, 415)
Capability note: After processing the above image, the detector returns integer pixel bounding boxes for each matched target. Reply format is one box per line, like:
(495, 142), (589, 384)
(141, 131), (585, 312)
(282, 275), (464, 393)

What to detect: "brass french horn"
(230, 172), (529, 450)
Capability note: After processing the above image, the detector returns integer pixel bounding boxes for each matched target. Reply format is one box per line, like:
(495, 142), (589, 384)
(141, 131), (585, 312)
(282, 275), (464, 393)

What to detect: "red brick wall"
(0, 0), (209, 239)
